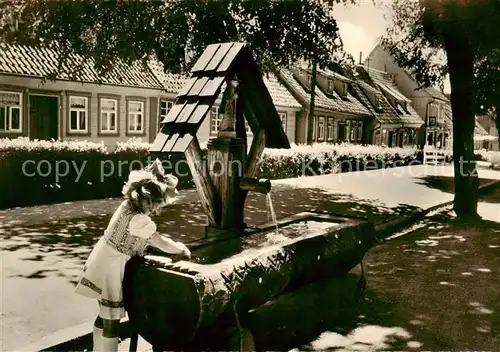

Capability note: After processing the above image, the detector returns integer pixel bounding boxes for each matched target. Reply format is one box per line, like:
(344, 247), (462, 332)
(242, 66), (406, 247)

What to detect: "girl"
(74, 159), (191, 352)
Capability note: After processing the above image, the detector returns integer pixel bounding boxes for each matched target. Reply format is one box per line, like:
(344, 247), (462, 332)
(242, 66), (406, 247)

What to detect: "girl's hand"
(176, 242), (191, 260)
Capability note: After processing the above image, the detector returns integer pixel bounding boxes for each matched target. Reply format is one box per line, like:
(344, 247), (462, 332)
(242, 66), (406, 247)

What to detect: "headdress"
(122, 158), (179, 204)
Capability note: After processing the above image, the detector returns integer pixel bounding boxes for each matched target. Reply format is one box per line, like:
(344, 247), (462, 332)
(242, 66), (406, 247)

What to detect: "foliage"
(380, 0), (500, 217)
(0, 137), (107, 153)
(0, 0), (358, 79)
(381, 0), (500, 125)
(0, 138), (425, 208)
(258, 142), (423, 178)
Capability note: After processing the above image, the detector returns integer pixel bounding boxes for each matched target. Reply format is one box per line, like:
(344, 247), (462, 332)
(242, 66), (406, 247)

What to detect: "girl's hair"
(122, 167), (178, 212)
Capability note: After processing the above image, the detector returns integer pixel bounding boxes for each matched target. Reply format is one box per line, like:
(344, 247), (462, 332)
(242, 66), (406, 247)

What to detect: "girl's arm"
(148, 233), (191, 259)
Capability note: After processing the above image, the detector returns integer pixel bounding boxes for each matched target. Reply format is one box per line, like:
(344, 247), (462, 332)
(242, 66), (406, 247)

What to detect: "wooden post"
(206, 77), (247, 232)
(207, 138), (246, 231)
(245, 129), (267, 178)
(185, 138), (219, 227)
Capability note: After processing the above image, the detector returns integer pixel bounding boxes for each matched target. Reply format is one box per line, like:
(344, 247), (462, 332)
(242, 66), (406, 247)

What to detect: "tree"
(0, 0), (354, 80)
(382, 0), (500, 219)
(475, 50), (500, 137)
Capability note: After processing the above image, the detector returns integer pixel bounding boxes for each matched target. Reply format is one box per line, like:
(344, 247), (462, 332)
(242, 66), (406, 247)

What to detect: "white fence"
(423, 146), (447, 165)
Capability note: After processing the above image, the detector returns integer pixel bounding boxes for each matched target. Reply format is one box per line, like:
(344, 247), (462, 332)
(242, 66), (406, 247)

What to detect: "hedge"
(1, 138), (428, 209)
(0, 138), (193, 209)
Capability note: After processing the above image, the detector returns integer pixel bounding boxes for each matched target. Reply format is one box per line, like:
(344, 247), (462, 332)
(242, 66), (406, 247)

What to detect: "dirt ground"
(294, 189), (500, 351)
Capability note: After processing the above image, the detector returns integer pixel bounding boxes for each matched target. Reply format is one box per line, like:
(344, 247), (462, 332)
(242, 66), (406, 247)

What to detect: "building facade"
(364, 43), (492, 150)
(0, 43), (302, 150)
(277, 66), (372, 144)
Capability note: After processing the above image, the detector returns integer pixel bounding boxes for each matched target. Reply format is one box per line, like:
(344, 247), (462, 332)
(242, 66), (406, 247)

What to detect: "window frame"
(0, 90), (23, 133)
(350, 120), (358, 141)
(327, 117), (334, 141)
(311, 115), (317, 141)
(327, 79), (334, 94)
(357, 120), (363, 142)
(68, 95), (90, 134)
(278, 111), (287, 133)
(159, 99), (174, 123)
(318, 116), (325, 141)
(343, 83), (348, 97)
(98, 96), (119, 136)
(126, 98), (146, 136)
(210, 106), (223, 136)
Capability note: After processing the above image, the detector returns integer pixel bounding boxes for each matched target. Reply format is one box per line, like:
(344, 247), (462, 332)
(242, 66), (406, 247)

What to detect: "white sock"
(101, 336), (119, 352)
(93, 326), (103, 352)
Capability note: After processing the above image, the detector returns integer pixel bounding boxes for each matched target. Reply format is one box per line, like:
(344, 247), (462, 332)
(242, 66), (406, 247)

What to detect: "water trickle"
(265, 192), (288, 243)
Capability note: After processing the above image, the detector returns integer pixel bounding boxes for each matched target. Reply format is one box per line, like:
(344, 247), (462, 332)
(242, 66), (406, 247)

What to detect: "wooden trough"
(123, 42), (376, 351)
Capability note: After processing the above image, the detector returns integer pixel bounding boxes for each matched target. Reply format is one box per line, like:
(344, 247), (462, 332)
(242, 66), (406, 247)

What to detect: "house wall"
(366, 46), (428, 100)
(295, 108), (368, 145)
(366, 46), (452, 149)
(1, 74), (300, 151)
(0, 74), (174, 150)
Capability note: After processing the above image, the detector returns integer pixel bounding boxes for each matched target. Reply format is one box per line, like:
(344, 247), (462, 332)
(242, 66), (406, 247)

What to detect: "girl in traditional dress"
(74, 159), (191, 352)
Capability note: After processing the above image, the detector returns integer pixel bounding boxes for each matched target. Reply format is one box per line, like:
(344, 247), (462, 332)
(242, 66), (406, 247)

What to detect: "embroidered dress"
(74, 200), (157, 320)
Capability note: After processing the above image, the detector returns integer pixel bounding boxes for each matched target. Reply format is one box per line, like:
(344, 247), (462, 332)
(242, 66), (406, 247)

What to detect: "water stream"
(265, 192), (289, 243)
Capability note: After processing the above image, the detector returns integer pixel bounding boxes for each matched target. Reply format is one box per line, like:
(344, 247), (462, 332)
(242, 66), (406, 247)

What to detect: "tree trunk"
(495, 104), (500, 140)
(444, 34), (479, 218)
(307, 60), (317, 144)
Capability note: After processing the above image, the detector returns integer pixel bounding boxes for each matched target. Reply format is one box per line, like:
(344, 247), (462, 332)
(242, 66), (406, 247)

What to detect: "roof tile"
(0, 43), (163, 89)
(277, 69), (370, 115)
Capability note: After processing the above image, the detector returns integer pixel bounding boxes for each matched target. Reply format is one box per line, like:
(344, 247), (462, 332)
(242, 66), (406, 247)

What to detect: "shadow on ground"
(414, 175), (498, 194)
(282, 190), (500, 351)
(335, 209), (499, 350)
(1, 187), (419, 286)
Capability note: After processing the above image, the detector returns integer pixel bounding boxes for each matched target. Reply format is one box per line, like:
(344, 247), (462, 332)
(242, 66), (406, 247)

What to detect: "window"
(279, 112), (287, 132)
(210, 106), (223, 134)
(327, 80), (334, 94)
(345, 120), (351, 142)
(99, 98), (118, 134)
(374, 95), (382, 110)
(357, 121), (363, 141)
(338, 122), (346, 142)
(351, 120), (358, 141)
(327, 117), (334, 141)
(0, 91), (22, 132)
(312, 115), (317, 140)
(127, 100), (144, 133)
(342, 83), (348, 97)
(318, 116), (325, 140)
(69, 96), (88, 133)
(307, 74), (312, 87)
(160, 100), (174, 123)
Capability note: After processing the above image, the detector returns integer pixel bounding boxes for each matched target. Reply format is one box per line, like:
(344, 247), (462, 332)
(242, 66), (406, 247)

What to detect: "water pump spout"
(239, 177), (271, 194)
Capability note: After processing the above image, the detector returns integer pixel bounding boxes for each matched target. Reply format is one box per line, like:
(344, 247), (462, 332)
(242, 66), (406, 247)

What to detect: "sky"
(332, 1), (451, 93)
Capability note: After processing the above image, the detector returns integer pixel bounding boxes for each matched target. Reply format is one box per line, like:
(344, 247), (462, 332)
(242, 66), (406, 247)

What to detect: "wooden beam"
(245, 129), (267, 178)
(185, 138), (218, 226)
(239, 177), (271, 194)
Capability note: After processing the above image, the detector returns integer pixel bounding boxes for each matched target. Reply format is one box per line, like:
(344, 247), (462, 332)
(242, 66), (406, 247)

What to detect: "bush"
(0, 137), (193, 209)
(1, 138), (428, 209)
(256, 143), (424, 179)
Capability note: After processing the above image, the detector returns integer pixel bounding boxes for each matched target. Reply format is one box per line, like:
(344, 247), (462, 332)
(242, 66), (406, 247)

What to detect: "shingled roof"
(151, 42), (291, 153)
(277, 69), (371, 116)
(353, 66), (402, 125)
(0, 43), (164, 89)
(360, 66), (424, 128)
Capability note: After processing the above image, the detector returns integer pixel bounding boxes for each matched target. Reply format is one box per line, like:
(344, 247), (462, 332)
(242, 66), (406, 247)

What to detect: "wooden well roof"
(150, 42), (290, 153)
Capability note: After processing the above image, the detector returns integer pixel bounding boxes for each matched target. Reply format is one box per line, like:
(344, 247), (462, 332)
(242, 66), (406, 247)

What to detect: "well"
(123, 42), (376, 351)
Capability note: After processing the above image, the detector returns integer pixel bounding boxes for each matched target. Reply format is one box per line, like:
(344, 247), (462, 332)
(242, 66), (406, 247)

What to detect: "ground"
(295, 195), (500, 351)
(1, 164), (499, 351)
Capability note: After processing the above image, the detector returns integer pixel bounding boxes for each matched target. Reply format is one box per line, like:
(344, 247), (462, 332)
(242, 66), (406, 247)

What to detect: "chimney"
(359, 51), (362, 65)
(384, 64), (387, 72)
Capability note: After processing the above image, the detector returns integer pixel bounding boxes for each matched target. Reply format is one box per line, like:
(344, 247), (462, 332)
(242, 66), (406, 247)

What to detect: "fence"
(422, 146), (446, 165)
